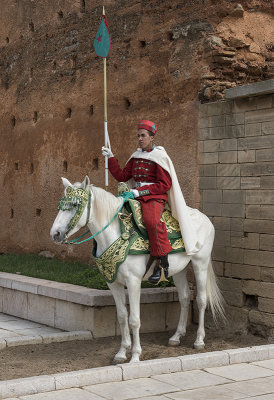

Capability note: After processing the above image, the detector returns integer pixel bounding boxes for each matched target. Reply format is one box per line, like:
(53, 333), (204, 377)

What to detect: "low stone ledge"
(0, 272), (183, 307)
(0, 331), (93, 350)
(0, 272), (190, 336)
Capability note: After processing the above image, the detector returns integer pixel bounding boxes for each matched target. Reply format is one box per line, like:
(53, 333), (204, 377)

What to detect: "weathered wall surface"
(0, 0), (273, 261)
(198, 81), (274, 337)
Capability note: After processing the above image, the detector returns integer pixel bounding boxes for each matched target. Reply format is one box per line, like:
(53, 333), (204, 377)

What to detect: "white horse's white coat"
(50, 176), (225, 363)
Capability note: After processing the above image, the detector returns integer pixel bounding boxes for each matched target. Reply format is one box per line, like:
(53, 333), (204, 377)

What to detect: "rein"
(60, 188), (130, 245)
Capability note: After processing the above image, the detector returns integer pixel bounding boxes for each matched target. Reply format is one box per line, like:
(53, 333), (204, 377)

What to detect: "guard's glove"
(130, 189), (139, 198)
(102, 146), (114, 158)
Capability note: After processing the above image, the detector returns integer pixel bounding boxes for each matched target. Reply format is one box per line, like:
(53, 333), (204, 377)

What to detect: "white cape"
(128, 146), (204, 255)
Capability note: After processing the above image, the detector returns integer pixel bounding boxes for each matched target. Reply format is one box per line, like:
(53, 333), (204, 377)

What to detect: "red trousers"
(140, 199), (172, 257)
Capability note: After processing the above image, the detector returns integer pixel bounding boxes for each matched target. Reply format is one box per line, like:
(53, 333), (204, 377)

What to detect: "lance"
(94, 6), (111, 189)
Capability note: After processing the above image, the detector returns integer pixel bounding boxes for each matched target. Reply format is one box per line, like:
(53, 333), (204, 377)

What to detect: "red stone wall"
(0, 0), (273, 261)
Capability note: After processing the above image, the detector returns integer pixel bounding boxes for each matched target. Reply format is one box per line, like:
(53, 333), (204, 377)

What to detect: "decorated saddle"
(92, 183), (185, 283)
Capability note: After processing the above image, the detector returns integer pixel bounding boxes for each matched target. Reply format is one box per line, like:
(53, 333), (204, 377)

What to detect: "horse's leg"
(192, 256), (209, 349)
(168, 267), (190, 346)
(108, 281), (131, 363)
(126, 277), (142, 363)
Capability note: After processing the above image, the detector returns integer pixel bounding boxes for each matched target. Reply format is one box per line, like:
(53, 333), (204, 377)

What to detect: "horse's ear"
(82, 176), (90, 189)
(61, 177), (71, 188)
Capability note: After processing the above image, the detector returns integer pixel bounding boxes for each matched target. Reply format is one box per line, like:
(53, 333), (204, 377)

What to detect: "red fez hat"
(138, 120), (157, 134)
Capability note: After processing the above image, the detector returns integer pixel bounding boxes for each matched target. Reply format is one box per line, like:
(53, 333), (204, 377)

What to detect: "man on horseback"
(102, 119), (201, 284)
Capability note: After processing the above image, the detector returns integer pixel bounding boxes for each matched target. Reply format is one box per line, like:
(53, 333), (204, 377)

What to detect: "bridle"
(57, 186), (91, 243)
(57, 185), (126, 245)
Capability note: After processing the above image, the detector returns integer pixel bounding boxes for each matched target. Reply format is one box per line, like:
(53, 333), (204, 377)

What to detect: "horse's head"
(50, 176), (91, 243)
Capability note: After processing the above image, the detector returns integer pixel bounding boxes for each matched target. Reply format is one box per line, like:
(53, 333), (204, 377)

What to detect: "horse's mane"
(90, 185), (123, 226)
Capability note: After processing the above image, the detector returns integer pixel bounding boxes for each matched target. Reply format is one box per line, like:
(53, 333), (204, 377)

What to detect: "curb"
(0, 344), (274, 398)
(0, 330), (92, 350)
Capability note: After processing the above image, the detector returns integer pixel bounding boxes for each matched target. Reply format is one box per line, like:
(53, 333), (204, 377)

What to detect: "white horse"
(50, 176), (225, 363)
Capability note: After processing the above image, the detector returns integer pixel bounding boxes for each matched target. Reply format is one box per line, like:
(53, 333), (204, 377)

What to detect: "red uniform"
(108, 155), (173, 257)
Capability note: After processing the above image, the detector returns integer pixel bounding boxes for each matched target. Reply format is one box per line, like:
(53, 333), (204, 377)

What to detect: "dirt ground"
(0, 325), (271, 381)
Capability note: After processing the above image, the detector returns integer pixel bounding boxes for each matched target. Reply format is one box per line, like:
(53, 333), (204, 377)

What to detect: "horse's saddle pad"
(92, 184), (185, 283)
(122, 198), (185, 254)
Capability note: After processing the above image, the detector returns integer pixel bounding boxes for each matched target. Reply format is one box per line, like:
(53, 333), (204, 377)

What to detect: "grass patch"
(0, 254), (174, 289)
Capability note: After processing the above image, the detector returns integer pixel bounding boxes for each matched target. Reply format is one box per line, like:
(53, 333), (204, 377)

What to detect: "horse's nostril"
(54, 231), (60, 240)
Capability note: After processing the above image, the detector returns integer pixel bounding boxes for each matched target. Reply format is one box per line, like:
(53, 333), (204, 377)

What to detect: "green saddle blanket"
(92, 186), (185, 283)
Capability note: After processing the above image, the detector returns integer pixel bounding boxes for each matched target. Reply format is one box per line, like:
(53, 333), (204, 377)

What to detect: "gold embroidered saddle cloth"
(92, 184), (185, 283)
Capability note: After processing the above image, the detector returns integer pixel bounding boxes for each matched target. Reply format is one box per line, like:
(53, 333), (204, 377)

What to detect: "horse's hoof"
(168, 339), (180, 347)
(113, 356), (127, 364)
(194, 342), (205, 350)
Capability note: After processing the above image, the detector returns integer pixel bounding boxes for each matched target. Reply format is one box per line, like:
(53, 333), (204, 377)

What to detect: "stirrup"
(149, 267), (169, 285)
(159, 267), (169, 283)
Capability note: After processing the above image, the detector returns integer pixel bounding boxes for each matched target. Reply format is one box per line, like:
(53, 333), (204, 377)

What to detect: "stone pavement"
(0, 312), (92, 348)
(3, 358), (274, 399)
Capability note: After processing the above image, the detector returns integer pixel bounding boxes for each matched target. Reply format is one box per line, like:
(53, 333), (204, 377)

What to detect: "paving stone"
(205, 363), (274, 381)
(42, 331), (92, 344)
(0, 375), (55, 398)
(0, 320), (44, 331)
(226, 346), (270, 364)
(84, 377), (180, 400)
(120, 357), (181, 380)
(6, 335), (43, 347)
(252, 359), (274, 370)
(242, 394), (274, 400)
(151, 370), (231, 390)
(0, 313), (19, 322)
(20, 388), (105, 400)
(133, 396), (168, 400)
(179, 351), (229, 371)
(16, 327), (63, 336)
(55, 366), (122, 390)
(0, 329), (21, 338)
(221, 376), (274, 397)
(165, 385), (244, 399)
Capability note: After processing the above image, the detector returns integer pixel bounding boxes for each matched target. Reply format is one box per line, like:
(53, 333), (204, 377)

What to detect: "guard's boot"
(148, 255), (169, 284)
(160, 254), (169, 280)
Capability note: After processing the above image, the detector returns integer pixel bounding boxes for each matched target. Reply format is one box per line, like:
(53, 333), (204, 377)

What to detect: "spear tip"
(103, 5), (105, 15)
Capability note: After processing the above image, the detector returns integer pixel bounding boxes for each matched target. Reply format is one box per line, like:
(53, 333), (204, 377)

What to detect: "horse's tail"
(206, 258), (226, 324)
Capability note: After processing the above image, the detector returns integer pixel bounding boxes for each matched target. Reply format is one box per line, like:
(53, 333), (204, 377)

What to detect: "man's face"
(137, 129), (154, 151)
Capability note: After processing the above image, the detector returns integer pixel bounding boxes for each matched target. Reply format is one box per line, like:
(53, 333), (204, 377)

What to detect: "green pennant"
(94, 17), (111, 58)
